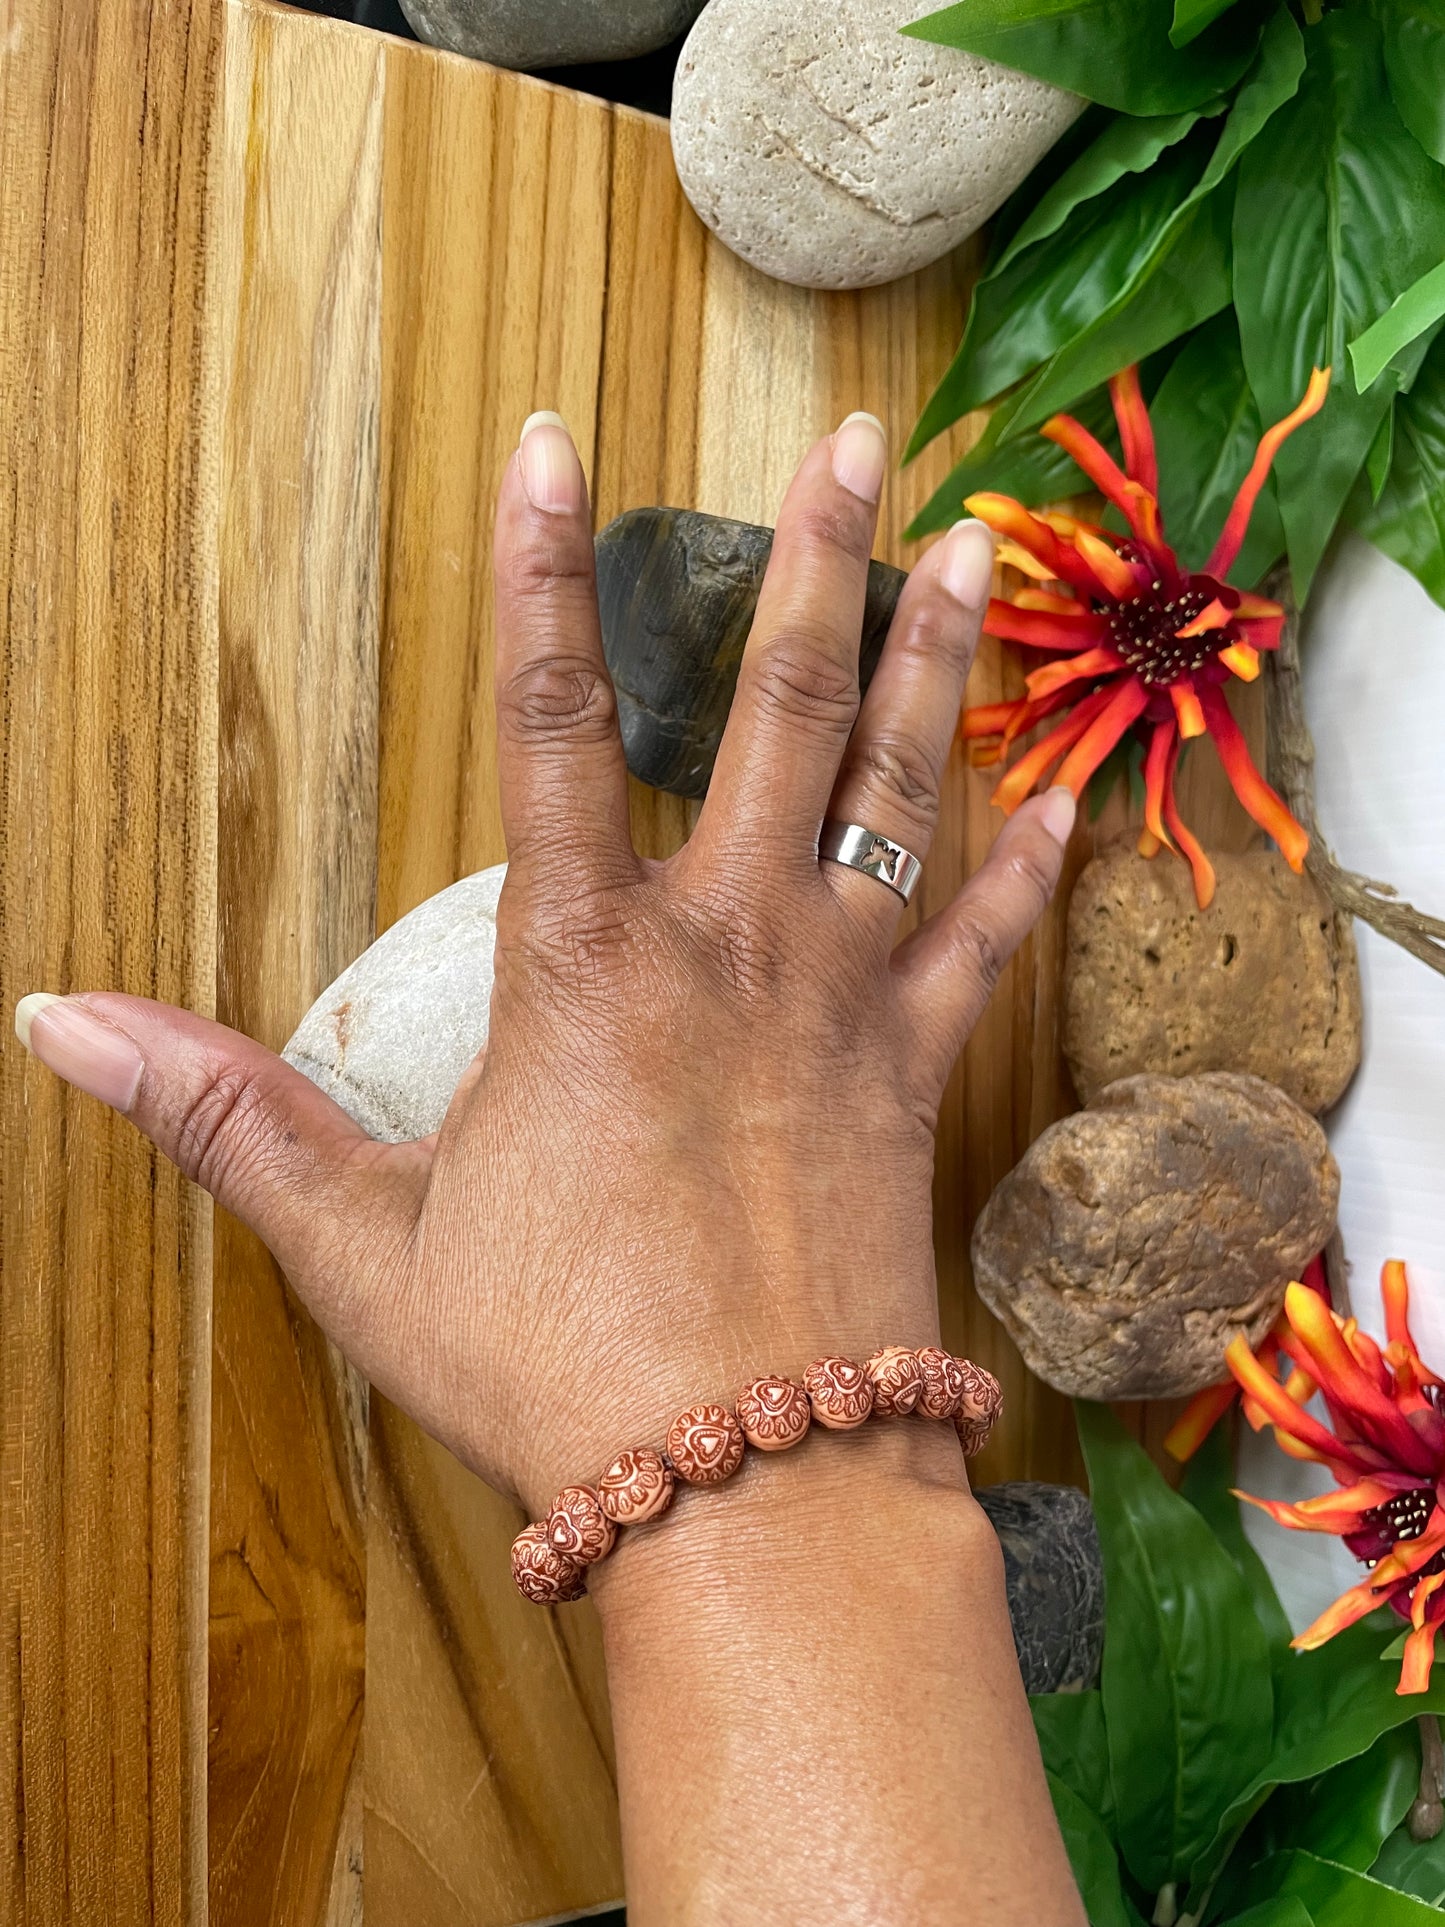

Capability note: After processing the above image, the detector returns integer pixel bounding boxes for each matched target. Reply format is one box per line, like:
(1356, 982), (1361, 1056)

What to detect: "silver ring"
(818, 819), (922, 905)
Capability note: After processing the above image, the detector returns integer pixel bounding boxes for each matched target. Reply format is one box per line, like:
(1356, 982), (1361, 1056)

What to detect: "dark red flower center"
(1104, 576), (1220, 687)
(1349, 1487), (1441, 1608)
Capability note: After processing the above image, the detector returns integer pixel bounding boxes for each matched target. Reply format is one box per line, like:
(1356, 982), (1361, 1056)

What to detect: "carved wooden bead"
(666, 1403), (746, 1484)
(803, 1356), (874, 1430)
(954, 1360), (1003, 1458)
(511, 1522), (587, 1603)
(546, 1484), (617, 1566)
(865, 1346), (923, 1418)
(735, 1377), (811, 1451)
(597, 1446), (676, 1524)
(915, 1346), (967, 1420)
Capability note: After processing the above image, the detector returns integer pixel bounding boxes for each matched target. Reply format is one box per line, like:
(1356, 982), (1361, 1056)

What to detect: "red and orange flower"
(961, 363), (1331, 908)
(1226, 1260), (1445, 1696)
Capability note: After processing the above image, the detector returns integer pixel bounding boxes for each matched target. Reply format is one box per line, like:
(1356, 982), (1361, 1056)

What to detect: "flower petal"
(960, 701), (1027, 740)
(1025, 645), (1123, 702)
(1225, 1333), (1385, 1474)
(1042, 413), (1169, 554)
(991, 687), (1116, 814)
(1142, 719), (1175, 851)
(1199, 685), (1310, 873)
(984, 600), (1109, 649)
(1169, 682), (1206, 739)
(1054, 677), (1150, 797)
(1234, 1478), (1406, 1534)
(1206, 366), (1332, 578)
(1161, 732), (1216, 908)
(1110, 365), (1158, 497)
(1163, 1377), (1239, 1462)
(1013, 587), (1081, 614)
(1399, 1619), (1440, 1695)
(966, 493), (1106, 599)
(1073, 528), (1142, 601)
(1237, 613), (1285, 651)
(1284, 1281), (1439, 1475)
(1175, 597), (1232, 639)
(1219, 642), (1261, 682)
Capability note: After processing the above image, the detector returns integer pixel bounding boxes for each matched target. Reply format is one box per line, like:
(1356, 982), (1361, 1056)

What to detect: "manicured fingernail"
(831, 411), (886, 503)
(15, 994), (144, 1111)
(1036, 786), (1078, 847)
(940, 518), (995, 610)
(518, 411), (585, 514)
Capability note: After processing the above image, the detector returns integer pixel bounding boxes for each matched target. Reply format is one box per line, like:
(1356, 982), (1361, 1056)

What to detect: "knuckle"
(173, 1064), (289, 1197)
(500, 657), (617, 746)
(901, 591), (973, 676)
(501, 528), (594, 601)
(515, 883), (636, 997)
(750, 634), (858, 733)
(949, 910), (1005, 999)
(791, 499), (872, 565)
(845, 733), (940, 830)
(714, 909), (790, 1002)
(1002, 837), (1059, 912)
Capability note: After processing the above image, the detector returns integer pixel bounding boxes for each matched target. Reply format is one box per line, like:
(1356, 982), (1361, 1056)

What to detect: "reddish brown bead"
(803, 1356), (874, 1430)
(735, 1377), (811, 1451)
(597, 1446), (676, 1524)
(667, 1403), (746, 1484)
(954, 1359), (1003, 1458)
(511, 1522), (587, 1603)
(915, 1346), (967, 1420)
(546, 1484), (617, 1566)
(865, 1346), (923, 1418)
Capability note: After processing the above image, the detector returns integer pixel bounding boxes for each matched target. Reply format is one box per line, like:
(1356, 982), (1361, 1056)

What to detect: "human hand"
(14, 410), (1075, 1521)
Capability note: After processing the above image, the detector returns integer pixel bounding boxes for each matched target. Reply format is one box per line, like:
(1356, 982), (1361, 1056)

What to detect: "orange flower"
(1163, 1253), (1329, 1463)
(961, 364), (1330, 908)
(1228, 1261), (1445, 1696)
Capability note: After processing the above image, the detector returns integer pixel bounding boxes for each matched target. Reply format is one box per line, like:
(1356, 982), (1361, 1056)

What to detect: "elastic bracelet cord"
(511, 1345), (1002, 1603)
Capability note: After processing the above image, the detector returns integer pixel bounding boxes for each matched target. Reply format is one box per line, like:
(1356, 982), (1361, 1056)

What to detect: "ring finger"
(821, 517), (996, 932)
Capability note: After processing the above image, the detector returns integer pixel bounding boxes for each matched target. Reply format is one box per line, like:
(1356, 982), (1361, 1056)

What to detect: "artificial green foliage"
(1039, 1407), (1445, 1924)
(905, 0), (1445, 609)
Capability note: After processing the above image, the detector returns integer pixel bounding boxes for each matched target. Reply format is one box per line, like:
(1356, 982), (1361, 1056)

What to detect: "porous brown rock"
(971, 1073), (1339, 1401)
(1064, 842), (1361, 1114)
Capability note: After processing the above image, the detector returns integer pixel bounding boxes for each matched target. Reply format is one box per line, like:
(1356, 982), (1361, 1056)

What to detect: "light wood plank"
(0, 0), (220, 1920)
(208, 7), (381, 1923)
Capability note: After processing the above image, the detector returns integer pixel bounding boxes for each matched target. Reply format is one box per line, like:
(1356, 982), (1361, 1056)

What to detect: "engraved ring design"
(817, 820), (922, 905)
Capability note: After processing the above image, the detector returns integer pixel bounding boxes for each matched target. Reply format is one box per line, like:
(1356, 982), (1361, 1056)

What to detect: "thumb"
(14, 990), (427, 1311)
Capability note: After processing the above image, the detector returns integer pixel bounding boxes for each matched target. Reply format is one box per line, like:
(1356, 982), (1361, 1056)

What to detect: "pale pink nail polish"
(1036, 786), (1078, 847)
(830, 411), (887, 503)
(15, 994), (144, 1112)
(517, 411), (586, 514)
(940, 518), (996, 610)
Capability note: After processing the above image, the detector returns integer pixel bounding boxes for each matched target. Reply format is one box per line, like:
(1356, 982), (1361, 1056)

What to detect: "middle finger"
(693, 413), (887, 868)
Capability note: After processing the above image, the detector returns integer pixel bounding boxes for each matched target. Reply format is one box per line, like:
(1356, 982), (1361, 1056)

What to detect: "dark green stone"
(595, 507), (907, 800)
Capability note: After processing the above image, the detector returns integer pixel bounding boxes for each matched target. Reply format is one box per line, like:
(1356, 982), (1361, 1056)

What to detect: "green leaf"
(906, 133), (1210, 460)
(1033, 1689), (1116, 1828)
(1233, 7), (1445, 599)
(1076, 1403), (1273, 1895)
(1225, 1902), (1315, 1927)
(1257, 1727), (1421, 1872)
(1351, 261), (1445, 395)
(1366, 405), (1397, 505)
(903, 0), (1261, 115)
(903, 382), (1115, 539)
(1372, 1822), (1445, 1908)
(993, 107), (1213, 276)
(1046, 1773), (1143, 1927)
(1189, 1616), (1445, 1896)
(1003, 184), (1233, 438)
(1354, 333), (1445, 608)
(1246, 1849), (1445, 1924)
(1380, 0), (1445, 165)
(1178, 1418), (1293, 1654)
(1170, 0), (1244, 50)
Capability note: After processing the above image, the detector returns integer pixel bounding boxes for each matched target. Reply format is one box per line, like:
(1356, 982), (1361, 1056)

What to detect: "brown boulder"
(1063, 842), (1361, 1114)
(971, 1073), (1339, 1400)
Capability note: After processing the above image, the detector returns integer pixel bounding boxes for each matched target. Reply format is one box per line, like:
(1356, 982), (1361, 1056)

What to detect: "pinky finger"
(893, 787), (1076, 1081)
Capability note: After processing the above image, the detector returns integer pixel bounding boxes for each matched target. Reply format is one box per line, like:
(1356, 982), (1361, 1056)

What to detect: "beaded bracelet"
(510, 1345), (1003, 1604)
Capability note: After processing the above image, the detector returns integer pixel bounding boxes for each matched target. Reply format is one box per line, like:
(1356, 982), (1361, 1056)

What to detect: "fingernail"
(1036, 785), (1078, 847)
(517, 411), (585, 514)
(830, 411), (886, 504)
(15, 994), (144, 1112)
(940, 518), (995, 610)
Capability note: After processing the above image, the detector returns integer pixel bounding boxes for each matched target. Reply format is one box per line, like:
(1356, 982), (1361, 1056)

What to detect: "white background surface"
(1239, 533), (1445, 1628)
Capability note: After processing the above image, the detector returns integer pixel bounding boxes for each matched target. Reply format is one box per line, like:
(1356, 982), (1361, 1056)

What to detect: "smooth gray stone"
(596, 506), (906, 799)
(976, 1482), (1105, 1694)
(283, 866), (505, 1143)
(397, 0), (706, 69)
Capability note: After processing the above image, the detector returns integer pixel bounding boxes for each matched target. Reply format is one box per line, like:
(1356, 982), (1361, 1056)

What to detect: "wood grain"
(3, 3), (1277, 1920)
(1, 0), (220, 1920)
(209, 8), (380, 1924)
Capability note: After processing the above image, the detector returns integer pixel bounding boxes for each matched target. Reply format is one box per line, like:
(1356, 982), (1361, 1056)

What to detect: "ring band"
(818, 819), (922, 904)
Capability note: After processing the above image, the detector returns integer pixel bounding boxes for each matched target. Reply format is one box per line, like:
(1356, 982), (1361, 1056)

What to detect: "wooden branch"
(1264, 575), (1445, 978)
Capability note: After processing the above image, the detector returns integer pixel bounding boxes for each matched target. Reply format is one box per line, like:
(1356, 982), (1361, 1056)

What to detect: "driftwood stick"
(1264, 575), (1445, 977)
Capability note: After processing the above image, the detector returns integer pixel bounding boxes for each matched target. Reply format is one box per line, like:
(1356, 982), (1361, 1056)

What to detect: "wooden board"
(1, 2), (1268, 1920)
